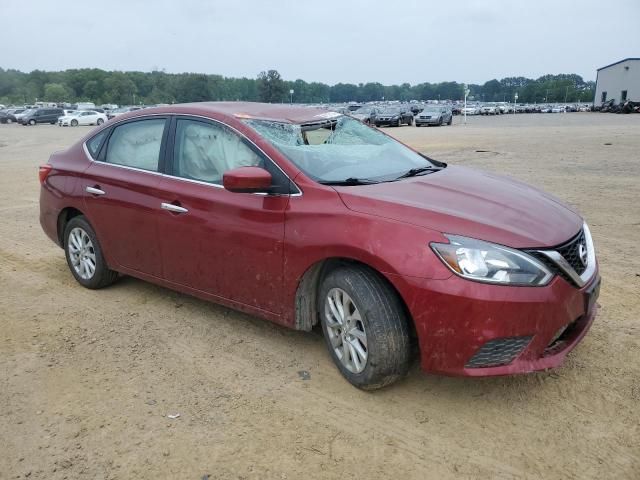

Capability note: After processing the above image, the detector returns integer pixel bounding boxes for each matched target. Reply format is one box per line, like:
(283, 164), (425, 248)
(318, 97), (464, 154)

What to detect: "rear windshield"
(243, 116), (436, 183)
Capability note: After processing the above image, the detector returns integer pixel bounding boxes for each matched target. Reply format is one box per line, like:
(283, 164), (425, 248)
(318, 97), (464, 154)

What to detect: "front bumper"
(375, 117), (401, 126)
(389, 269), (600, 376)
(415, 116), (441, 125)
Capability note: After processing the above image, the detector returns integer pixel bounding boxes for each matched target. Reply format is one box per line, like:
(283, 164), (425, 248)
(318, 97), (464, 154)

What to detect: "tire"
(447, 116), (453, 125)
(63, 215), (118, 289)
(438, 117), (443, 126)
(318, 265), (410, 390)
(97, 118), (104, 125)
(29, 119), (36, 125)
(406, 116), (413, 126)
(374, 123), (380, 127)
(50, 121), (56, 124)
(396, 118), (401, 127)
(71, 119), (78, 127)
(415, 123), (421, 127)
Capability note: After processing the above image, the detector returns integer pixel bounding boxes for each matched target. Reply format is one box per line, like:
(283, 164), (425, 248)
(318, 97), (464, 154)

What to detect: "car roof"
(133, 101), (343, 125)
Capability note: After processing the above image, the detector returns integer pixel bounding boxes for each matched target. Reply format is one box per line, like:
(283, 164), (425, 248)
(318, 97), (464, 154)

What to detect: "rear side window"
(104, 119), (165, 172)
(86, 130), (108, 159)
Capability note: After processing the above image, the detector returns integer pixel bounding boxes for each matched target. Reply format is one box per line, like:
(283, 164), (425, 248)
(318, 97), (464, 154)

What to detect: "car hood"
(335, 165), (582, 248)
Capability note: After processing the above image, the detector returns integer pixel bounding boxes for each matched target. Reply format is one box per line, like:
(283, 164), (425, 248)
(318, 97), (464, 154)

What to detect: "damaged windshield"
(243, 116), (442, 184)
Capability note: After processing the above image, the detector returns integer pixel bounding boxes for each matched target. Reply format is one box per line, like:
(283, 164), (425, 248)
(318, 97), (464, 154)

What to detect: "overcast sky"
(1, 0), (639, 85)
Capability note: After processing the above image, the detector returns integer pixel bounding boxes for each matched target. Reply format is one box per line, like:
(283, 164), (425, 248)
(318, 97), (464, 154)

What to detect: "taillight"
(39, 164), (52, 185)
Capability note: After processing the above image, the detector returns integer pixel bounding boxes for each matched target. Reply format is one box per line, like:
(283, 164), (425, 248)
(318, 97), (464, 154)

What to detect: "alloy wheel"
(324, 288), (368, 373)
(68, 227), (97, 280)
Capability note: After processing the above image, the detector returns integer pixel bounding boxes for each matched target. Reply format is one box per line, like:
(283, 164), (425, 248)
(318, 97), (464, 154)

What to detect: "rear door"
(82, 117), (169, 277)
(155, 116), (292, 313)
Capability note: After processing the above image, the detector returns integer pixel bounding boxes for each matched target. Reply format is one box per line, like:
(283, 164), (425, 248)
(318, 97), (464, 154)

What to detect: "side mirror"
(223, 166), (272, 194)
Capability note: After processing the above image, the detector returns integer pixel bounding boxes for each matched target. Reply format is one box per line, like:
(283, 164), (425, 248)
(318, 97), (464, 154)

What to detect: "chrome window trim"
(82, 112), (302, 197)
(535, 222), (596, 288)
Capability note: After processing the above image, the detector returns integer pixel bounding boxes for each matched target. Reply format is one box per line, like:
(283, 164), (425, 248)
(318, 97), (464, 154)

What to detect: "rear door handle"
(86, 186), (106, 195)
(161, 202), (188, 214)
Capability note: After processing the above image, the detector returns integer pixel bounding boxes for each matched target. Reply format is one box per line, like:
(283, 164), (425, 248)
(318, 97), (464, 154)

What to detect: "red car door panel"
(82, 117), (168, 277)
(156, 178), (288, 313)
(82, 163), (164, 277)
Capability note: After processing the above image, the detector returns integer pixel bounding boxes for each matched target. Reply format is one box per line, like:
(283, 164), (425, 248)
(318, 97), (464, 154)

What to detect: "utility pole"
(463, 84), (470, 125)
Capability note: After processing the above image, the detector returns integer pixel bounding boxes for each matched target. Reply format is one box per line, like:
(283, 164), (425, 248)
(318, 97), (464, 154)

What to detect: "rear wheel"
(318, 266), (410, 390)
(406, 116), (413, 126)
(396, 118), (401, 127)
(64, 216), (118, 289)
(97, 118), (104, 125)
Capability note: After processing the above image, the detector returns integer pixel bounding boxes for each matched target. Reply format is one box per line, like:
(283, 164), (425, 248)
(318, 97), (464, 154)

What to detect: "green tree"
(257, 70), (286, 103)
(44, 83), (69, 101)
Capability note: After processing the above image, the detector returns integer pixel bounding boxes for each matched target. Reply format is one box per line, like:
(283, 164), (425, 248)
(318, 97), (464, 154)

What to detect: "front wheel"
(406, 116), (413, 126)
(318, 266), (410, 390)
(71, 119), (78, 127)
(64, 216), (118, 289)
(29, 119), (36, 125)
(447, 116), (453, 125)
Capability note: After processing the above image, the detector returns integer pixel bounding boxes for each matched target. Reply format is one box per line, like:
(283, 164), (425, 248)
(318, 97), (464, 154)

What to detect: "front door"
(155, 117), (290, 313)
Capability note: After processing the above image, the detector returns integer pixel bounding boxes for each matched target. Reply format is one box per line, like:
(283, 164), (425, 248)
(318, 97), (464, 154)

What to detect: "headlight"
(431, 235), (553, 286)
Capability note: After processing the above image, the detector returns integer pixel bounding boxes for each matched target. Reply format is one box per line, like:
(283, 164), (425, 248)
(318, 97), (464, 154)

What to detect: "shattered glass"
(244, 116), (435, 183)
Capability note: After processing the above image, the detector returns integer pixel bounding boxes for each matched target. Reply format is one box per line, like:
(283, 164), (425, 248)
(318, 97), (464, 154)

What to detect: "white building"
(594, 58), (640, 105)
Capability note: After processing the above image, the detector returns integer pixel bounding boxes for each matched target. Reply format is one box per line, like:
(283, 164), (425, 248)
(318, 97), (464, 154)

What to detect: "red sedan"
(39, 102), (600, 389)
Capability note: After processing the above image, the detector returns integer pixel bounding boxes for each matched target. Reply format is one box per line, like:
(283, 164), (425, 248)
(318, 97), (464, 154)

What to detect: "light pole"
(289, 89), (294, 104)
(514, 92), (518, 115)
(463, 84), (470, 125)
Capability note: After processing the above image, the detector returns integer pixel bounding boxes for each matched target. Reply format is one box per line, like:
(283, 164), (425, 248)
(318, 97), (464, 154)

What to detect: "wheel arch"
(293, 257), (417, 344)
(57, 206), (86, 246)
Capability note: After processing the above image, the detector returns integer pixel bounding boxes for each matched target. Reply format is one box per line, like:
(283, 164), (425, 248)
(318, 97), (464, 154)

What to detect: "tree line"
(0, 67), (595, 106)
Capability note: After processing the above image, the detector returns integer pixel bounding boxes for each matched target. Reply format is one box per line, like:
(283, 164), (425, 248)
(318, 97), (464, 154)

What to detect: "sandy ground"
(0, 113), (639, 480)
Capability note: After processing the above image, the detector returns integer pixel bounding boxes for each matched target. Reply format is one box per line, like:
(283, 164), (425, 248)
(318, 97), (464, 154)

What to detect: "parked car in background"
(350, 105), (379, 124)
(374, 106), (413, 127)
(106, 106), (143, 120)
(461, 105), (479, 115)
(13, 109), (34, 123)
(415, 105), (453, 126)
(38, 102), (600, 389)
(73, 102), (96, 111)
(0, 108), (26, 123)
(480, 105), (498, 115)
(551, 105), (566, 113)
(20, 107), (64, 125)
(58, 110), (107, 127)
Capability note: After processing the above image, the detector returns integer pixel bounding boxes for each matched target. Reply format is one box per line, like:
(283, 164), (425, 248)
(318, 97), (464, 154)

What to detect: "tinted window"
(172, 119), (263, 184)
(105, 119), (165, 171)
(86, 130), (109, 159)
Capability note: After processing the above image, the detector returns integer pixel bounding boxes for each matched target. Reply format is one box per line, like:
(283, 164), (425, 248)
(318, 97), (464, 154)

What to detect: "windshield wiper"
(319, 177), (380, 186)
(395, 166), (443, 180)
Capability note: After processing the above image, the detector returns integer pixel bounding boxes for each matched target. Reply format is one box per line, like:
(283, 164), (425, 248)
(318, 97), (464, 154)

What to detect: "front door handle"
(161, 202), (188, 214)
(86, 186), (106, 196)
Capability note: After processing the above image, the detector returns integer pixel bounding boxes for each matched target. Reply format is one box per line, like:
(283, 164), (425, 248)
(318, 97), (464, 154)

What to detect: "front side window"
(244, 116), (438, 183)
(104, 119), (165, 172)
(173, 119), (262, 184)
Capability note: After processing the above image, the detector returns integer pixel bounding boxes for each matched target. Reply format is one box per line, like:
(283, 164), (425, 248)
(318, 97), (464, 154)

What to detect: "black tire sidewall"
(318, 267), (409, 389)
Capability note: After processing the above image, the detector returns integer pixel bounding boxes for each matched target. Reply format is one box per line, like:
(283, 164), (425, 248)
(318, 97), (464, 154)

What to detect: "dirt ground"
(1, 113), (639, 480)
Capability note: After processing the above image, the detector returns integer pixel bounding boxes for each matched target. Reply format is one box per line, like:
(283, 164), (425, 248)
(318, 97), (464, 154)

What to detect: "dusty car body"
(39, 102), (600, 389)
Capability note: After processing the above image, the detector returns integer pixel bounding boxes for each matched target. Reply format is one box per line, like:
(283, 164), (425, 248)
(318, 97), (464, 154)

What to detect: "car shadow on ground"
(102, 274), (563, 402)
